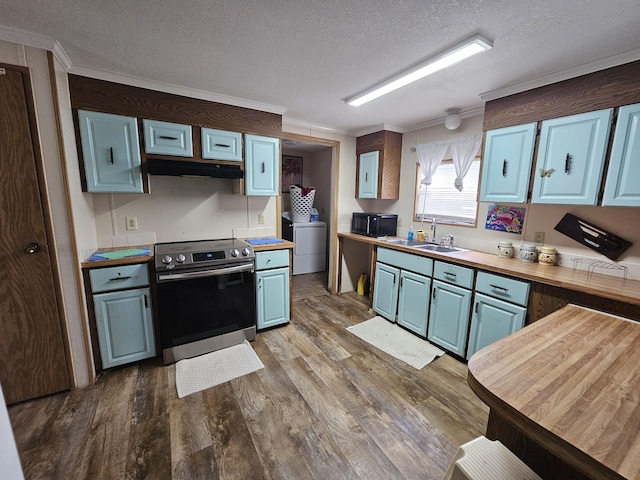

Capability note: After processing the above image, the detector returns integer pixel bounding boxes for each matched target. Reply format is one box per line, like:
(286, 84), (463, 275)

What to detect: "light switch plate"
(534, 231), (545, 245)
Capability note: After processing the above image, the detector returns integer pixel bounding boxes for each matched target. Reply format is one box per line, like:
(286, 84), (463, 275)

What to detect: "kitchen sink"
(384, 238), (468, 253)
(413, 244), (468, 253)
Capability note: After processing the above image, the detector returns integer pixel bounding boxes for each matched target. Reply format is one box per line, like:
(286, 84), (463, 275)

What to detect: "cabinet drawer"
(377, 247), (433, 276)
(201, 128), (242, 161)
(255, 250), (290, 270)
(143, 119), (193, 157)
(475, 271), (530, 307)
(90, 263), (150, 293)
(433, 261), (474, 289)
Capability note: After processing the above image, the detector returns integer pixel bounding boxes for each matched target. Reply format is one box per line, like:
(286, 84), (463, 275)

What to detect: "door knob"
(23, 242), (41, 254)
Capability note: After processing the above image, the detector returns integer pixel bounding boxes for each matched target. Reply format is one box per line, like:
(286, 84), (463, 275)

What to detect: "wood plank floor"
(8, 272), (489, 480)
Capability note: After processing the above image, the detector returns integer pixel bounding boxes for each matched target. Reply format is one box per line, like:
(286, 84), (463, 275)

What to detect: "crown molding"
(403, 106), (485, 133)
(0, 25), (72, 69)
(480, 48), (640, 102)
(282, 116), (349, 135)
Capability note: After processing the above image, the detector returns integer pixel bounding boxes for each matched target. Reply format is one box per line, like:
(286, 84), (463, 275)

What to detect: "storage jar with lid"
(538, 246), (557, 265)
(497, 241), (514, 258)
(519, 243), (537, 262)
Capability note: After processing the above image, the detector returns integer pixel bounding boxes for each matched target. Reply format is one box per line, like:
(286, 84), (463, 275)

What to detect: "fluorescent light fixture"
(345, 35), (493, 107)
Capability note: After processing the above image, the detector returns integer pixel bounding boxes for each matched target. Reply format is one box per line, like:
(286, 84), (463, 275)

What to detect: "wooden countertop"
(81, 245), (154, 268)
(338, 232), (640, 307)
(247, 239), (295, 252)
(467, 304), (640, 479)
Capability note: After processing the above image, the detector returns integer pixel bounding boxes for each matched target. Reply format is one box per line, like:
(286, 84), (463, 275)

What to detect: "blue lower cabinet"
(372, 262), (400, 321)
(256, 266), (290, 329)
(427, 280), (472, 356)
(397, 270), (431, 336)
(466, 292), (526, 359)
(94, 287), (155, 368)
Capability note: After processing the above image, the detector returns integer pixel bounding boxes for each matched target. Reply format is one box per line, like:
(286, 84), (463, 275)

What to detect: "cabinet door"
(358, 151), (379, 198)
(428, 280), (472, 357)
(256, 267), (290, 329)
(466, 292), (526, 360)
(245, 134), (279, 196)
(77, 110), (143, 193)
(143, 119), (193, 157)
(602, 103), (640, 206)
(202, 128), (242, 161)
(480, 123), (537, 203)
(532, 109), (612, 205)
(397, 270), (431, 336)
(372, 262), (400, 321)
(94, 287), (155, 368)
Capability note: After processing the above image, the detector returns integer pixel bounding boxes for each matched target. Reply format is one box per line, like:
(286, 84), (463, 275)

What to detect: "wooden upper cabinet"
(356, 130), (402, 199)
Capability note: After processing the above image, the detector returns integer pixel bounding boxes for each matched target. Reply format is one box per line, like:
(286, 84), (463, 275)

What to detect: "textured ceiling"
(1, 0), (639, 135)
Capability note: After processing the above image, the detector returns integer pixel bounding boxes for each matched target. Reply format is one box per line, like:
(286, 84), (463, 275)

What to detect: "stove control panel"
(193, 251), (226, 262)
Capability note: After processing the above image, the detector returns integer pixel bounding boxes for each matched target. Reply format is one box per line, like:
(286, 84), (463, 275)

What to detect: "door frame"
(279, 132), (340, 293)
(2, 61), (74, 389)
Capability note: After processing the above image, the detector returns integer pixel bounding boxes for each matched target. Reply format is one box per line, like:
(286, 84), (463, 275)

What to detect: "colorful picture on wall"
(282, 155), (302, 193)
(485, 205), (526, 234)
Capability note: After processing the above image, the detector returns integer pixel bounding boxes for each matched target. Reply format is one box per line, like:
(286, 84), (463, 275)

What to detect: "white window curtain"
(450, 134), (483, 191)
(416, 141), (449, 186)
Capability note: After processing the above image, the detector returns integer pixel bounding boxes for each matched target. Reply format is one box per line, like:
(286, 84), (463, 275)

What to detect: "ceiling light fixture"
(345, 34), (493, 107)
(444, 110), (462, 130)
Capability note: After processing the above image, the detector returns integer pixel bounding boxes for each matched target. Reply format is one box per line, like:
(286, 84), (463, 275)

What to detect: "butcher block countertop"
(245, 238), (295, 252)
(467, 304), (640, 480)
(338, 232), (640, 307)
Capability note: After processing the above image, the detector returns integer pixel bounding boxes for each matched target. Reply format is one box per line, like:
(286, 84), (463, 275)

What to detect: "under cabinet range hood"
(146, 159), (243, 179)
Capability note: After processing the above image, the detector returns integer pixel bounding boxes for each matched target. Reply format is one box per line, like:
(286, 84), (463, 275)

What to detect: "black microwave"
(351, 213), (398, 237)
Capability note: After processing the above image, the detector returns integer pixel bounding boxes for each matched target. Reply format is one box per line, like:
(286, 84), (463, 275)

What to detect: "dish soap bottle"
(407, 226), (414, 241)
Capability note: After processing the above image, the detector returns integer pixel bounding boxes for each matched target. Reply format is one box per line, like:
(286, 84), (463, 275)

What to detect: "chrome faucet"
(430, 217), (437, 243)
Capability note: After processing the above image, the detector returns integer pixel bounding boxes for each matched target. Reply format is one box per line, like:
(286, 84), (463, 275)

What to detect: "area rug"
(347, 316), (444, 370)
(175, 340), (264, 398)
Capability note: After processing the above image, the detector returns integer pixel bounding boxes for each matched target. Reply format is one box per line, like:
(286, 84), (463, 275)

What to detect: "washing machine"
(282, 218), (327, 275)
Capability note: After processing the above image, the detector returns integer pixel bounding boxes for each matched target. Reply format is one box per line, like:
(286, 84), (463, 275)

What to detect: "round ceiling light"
(444, 112), (462, 130)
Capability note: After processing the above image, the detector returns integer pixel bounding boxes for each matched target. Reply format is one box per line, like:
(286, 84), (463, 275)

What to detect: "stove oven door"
(156, 262), (256, 357)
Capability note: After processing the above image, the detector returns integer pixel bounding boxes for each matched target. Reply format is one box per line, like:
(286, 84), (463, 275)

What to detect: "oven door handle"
(157, 262), (254, 282)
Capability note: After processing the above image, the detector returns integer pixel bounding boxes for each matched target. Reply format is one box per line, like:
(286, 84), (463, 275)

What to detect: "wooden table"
(467, 304), (640, 480)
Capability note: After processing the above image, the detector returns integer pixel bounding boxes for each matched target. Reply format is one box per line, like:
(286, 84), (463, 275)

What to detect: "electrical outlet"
(125, 216), (138, 231)
(258, 214), (265, 225)
(534, 231), (545, 245)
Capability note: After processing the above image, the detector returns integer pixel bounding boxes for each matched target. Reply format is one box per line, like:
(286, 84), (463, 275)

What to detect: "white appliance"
(282, 219), (327, 275)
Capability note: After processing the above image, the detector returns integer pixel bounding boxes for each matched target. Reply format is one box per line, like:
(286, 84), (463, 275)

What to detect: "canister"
(538, 246), (557, 265)
(519, 243), (537, 262)
(497, 241), (514, 258)
(416, 230), (425, 243)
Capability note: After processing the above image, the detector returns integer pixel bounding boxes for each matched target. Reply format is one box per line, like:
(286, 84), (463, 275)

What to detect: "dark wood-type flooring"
(8, 272), (489, 479)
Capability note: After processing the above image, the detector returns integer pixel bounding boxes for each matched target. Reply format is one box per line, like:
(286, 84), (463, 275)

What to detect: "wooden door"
(0, 64), (70, 404)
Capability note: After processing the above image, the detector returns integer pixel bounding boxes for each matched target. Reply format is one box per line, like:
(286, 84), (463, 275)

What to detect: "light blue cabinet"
(358, 151), (379, 198)
(245, 134), (280, 196)
(428, 261), (474, 357)
(255, 250), (290, 330)
(532, 108), (613, 205)
(372, 262), (400, 321)
(77, 110), (143, 193)
(397, 270), (431, 336)
(602, 103), (640, 206)
(373, 248), (433, 328)
(466, 271), (529, 359)
(94, 287), (155, 368)
(143, 119), (193, 157)
(480, 122), (537, 203)
(202, 128), (242, 161)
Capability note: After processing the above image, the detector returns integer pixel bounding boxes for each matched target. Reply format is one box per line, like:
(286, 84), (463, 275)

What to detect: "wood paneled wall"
(483, 60), (640, 130)
(68, 75), (282, 137)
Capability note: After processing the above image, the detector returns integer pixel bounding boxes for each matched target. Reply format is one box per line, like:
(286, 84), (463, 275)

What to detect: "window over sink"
(413, 158), (480, 227)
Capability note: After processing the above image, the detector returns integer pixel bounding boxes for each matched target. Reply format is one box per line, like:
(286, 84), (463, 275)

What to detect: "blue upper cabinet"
(532, 108), (613, 205)
(78, 110), (143, 193)
(244, 134), (279, 196)
(480, 122), (537, 203)
(143, 119), (193, 157)
(358, 151), (379, 198)
(202, 128), (243, 161)
(602, 103), (640, 207)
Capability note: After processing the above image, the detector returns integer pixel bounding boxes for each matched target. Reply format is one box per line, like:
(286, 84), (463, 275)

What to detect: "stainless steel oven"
(154, 239), (256, 364)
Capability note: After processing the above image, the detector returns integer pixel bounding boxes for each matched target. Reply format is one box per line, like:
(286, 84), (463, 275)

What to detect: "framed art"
(282, 155), (303, 193)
